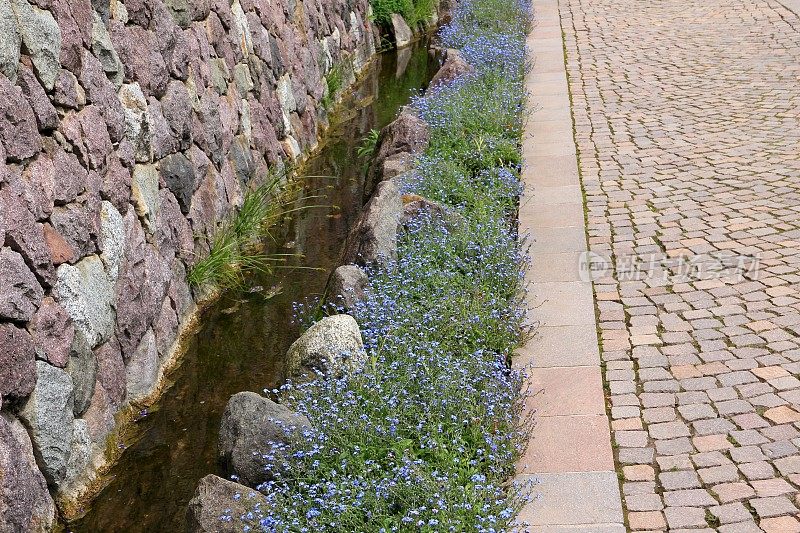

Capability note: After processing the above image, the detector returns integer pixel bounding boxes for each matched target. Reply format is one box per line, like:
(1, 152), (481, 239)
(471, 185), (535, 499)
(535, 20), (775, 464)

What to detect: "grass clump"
(187, 171), (301, 291)
(238, 0), (534, 529)
(322, 59), (352, 111)
(370, 0), (437, 29)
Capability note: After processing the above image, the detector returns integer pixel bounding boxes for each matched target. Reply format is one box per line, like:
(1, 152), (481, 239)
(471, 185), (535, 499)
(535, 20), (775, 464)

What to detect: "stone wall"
(0, 0), (378, 527)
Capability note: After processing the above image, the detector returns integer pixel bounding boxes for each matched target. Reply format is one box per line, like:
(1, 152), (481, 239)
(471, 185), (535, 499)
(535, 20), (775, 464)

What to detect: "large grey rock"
(164, 0), (191, 28)
(118, 83), (152, 163)
(219, 392), (312, 487)
(19, 361), (75, 487)
(11, 0), (61, 91)
(55, 255), (116, 349)
(0, 413), (55, 532)
(286, 314), (365, 378)
(0, 323), (36, 401)
(186, 474), (267, 533)
(125, 328), (159, 402)
(429, 48), (474, 88)
(230, 0), (253, 58)
(91, 12), (123, 87)
(158, 152), (196, 214)
(0, 1), (21, 82)
(343, 179), (403, 266)
(390, 14), (413, 48)
(66, 331), (98, 417)
(276, 74), (296, 133)
(0, 247), (43, 322)
(328, 264), (368, 311)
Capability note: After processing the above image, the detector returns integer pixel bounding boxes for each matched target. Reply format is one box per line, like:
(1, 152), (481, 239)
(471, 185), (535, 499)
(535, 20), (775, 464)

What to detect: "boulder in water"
(218, 391), (312, 487)
(286, 314), (366, 378)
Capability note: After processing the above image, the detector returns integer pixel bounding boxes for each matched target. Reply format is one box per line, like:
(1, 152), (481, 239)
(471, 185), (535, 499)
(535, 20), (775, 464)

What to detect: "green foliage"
(370, 0), (435, 29)
(322, 59), (350, 110)
(356, 128), (381, 172)
(187, 170), (300, 291)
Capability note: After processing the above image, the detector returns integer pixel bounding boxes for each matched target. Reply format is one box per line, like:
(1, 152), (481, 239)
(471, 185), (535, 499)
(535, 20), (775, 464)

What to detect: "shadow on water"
(67, 40), (438, 533)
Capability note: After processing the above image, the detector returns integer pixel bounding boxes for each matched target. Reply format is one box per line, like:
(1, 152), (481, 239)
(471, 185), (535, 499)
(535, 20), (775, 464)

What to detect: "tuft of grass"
(370, 0), (436, 29)
(321, 59), (352, 111)
(187, 170), (305, 292)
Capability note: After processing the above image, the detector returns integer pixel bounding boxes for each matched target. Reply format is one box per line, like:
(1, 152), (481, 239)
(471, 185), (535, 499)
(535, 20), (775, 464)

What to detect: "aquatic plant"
(233, 0), (535, 528)
(322, 59), (352, 111)
(188, 171), (302, 292)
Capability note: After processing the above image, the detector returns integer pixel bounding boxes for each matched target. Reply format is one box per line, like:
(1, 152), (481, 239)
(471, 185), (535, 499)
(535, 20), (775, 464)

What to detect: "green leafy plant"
(356, 128), (381, 169)
(321, 59), (351, 110)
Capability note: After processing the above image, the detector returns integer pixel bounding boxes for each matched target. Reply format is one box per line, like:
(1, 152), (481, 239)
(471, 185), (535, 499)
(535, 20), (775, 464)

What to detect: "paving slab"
(515, 324), (600, 367)
(515, 472), (624, 526)
(524, 365), (606, 416)
(514, 0), (622, 528)
(519, 414), (615, 472)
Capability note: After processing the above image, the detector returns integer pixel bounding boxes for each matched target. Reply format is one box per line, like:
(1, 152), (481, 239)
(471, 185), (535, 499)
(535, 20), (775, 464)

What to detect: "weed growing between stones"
(357, 129), (381, 172)
(187, 171), (303, 292)
(322, 59), (351, 111)
(234, 0), (534, 529)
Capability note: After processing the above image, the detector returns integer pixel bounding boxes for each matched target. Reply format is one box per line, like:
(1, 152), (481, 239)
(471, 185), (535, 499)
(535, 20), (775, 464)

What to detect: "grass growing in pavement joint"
(236, 0), (535, 529)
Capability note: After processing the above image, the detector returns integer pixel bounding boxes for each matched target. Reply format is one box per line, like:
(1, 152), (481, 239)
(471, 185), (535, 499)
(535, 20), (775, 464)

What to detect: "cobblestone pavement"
(560, 0), (800, 530)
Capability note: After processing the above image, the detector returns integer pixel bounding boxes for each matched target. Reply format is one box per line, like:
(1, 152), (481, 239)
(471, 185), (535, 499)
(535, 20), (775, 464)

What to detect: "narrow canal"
(66, 40), (437, 533)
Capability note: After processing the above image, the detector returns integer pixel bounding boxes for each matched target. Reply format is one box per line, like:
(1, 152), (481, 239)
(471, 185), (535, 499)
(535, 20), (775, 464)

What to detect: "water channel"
(66, 40), (437, 533)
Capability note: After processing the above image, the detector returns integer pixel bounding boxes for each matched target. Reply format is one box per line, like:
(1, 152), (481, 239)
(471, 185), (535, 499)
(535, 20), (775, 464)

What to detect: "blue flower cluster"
(236, 0), (534, 529)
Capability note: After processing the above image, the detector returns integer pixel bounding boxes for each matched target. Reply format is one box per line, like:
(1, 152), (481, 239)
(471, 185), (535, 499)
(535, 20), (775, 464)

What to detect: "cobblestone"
(558, 0), (800, 528)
